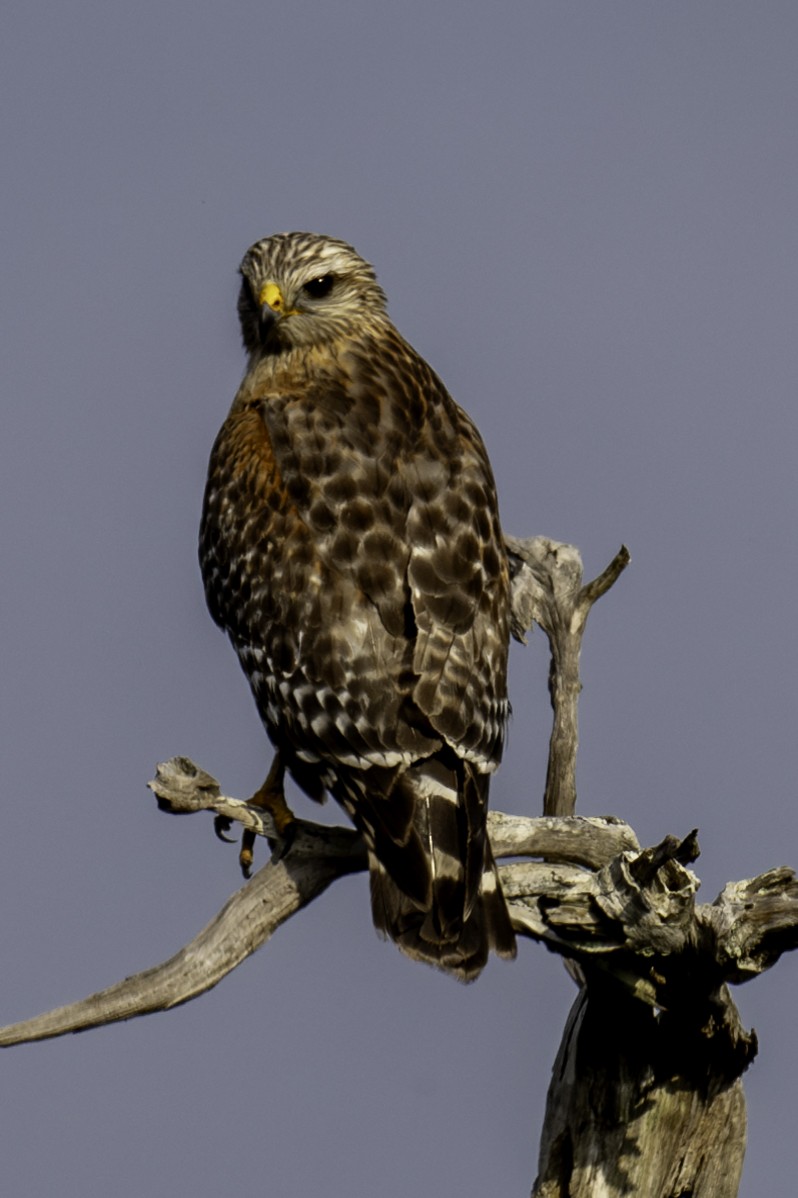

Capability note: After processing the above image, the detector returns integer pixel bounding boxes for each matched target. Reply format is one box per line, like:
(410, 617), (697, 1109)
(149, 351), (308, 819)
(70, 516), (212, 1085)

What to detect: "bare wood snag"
(2, 536), (796, 1198)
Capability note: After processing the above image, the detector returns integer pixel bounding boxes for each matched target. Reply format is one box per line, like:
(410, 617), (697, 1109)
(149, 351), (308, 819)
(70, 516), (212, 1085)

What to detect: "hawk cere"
(200, 232), (515, 979)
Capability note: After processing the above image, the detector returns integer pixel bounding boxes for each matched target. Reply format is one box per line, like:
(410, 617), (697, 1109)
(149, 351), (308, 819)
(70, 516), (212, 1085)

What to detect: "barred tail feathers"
(341, 755), (515, 982)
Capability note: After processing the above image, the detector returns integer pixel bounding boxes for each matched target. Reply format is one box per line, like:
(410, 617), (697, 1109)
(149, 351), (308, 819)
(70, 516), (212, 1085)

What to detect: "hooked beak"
(258, 282), (298, 323)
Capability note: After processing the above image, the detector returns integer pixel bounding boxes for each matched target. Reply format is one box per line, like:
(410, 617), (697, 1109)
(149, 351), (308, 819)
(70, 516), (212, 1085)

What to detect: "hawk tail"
(355, 757), (516, 982)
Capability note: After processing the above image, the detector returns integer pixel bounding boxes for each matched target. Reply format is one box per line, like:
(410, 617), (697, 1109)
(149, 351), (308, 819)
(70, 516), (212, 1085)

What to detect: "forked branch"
(506, 536), (630, 815)
(2, 536), (794, 1198)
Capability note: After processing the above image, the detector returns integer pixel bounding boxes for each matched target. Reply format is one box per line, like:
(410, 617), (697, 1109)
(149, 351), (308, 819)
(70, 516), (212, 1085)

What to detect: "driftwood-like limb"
(489, 810), (640, 870)
(706, 868), (798, 981)
(143, 766), (795, 1198)
(1, 531), (793, 1198)
(2, 761), (796, 1058)
(0, 760), (644, 1048)
(0, 784), (365, 1047)
(0, 768), (791, 1198)
(506, 536), (630, 816)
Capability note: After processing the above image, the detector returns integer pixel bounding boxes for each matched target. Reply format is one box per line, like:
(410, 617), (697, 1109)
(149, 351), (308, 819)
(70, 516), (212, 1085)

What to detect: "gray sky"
(2, 3), (797, 1194)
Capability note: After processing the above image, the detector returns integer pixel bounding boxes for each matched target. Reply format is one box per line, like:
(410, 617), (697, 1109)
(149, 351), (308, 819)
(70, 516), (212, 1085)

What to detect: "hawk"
(199, 232), (515, 980)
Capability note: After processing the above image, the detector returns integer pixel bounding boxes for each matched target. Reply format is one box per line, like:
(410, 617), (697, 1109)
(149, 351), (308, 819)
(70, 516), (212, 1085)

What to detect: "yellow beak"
(259, 282), (286, 313)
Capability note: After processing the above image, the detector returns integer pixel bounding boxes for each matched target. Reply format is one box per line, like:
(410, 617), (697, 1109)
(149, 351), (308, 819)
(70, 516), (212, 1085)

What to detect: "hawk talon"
(239, 817), (295, 876)
(239, 829), (256, 878)
(237, 755), (294, 876)
(214, 815), (236, 844)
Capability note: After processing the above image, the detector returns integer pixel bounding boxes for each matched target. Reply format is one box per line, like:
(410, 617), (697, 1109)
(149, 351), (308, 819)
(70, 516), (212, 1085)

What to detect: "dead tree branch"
(1, 758), (795, 1053)
(0, 536), (793, 1197)
(0, 756), (636, 1046)
(506, 536), (630, 815)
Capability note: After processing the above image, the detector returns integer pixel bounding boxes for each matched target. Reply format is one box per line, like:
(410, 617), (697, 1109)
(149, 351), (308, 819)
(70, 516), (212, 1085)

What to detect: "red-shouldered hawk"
(199, 232), (515, 980)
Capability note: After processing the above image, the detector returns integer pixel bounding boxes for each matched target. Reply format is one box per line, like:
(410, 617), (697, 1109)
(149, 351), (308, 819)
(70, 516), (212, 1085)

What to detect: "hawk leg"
(239, 754), (294, 877)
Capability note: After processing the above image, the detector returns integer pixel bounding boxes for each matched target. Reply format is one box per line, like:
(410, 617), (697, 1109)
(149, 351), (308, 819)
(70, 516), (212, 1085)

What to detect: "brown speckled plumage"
(200, 232), (515, 979)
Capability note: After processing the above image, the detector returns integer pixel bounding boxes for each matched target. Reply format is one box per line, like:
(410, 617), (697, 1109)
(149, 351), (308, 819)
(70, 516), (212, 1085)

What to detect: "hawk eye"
(302, 275), (335, 299)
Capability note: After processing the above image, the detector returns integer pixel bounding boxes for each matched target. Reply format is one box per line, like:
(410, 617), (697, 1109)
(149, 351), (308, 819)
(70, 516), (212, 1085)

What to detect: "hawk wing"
(261, 330), (510, 761)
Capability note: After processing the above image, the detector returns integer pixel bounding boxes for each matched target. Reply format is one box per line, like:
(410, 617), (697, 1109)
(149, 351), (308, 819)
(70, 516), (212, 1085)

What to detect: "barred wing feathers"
(200, 323), (514, 979)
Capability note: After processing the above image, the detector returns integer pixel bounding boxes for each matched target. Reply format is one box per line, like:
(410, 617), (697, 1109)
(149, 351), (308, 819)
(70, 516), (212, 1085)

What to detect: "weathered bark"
(506, 536), (630, 816)
(532, 979), (750, 1198)
(0, 536), (794, 1198)
(519, 830), (796, 1196)
(2, 762), (796, 1198)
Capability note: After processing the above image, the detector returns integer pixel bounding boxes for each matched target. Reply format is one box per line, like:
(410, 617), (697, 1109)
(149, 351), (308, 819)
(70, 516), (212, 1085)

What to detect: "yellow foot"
(239, 755), (294, 877)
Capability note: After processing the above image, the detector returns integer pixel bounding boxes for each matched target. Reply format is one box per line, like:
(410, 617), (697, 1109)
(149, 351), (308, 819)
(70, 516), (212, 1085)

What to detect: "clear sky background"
(2, 4), (797, 1195)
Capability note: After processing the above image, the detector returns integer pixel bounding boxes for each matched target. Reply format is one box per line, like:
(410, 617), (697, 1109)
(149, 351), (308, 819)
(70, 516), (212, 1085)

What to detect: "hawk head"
(237, 232), (388, 356)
